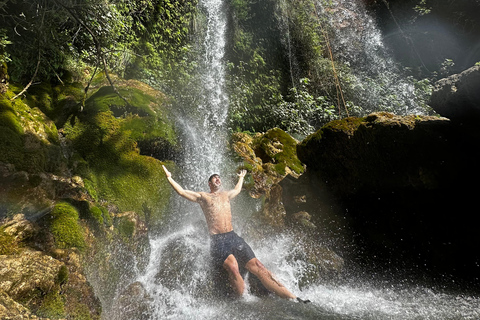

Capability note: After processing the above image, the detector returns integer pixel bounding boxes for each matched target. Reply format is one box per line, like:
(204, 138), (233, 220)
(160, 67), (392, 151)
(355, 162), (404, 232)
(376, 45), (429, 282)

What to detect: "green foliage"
(49, 201), (86, 250)
(413, 0), (432, 16)
(226, 0), (353, 134)
(1, 0), (198, 88)
(271, 78), (339, 135)
(440, 58), (455, 76)
(0, 29), (11, 65)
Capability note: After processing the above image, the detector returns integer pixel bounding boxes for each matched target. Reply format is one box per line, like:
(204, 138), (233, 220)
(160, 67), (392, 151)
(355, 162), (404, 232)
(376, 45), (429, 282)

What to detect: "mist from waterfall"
(316, 0), (429, 115)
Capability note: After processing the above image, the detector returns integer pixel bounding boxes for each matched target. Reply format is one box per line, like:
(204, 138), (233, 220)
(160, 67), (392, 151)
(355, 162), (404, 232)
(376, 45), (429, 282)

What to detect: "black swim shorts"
(210, 231), (256, 268)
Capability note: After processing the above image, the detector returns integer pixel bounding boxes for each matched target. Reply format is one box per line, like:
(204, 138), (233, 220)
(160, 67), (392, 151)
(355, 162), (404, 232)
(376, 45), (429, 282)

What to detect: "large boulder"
(430, 65), (480, 123)
(297, 112), (480, 286)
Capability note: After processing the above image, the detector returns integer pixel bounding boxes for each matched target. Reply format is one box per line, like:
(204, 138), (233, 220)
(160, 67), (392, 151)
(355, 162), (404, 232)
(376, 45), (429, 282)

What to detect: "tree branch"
(52, 0), (130, 106)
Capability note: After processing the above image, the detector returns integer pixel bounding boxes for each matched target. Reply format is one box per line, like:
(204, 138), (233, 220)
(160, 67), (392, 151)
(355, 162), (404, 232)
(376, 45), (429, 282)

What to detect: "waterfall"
(317, 0), (426, 115)
(181, 0), (229, 185)
(103, 0), (480, 319)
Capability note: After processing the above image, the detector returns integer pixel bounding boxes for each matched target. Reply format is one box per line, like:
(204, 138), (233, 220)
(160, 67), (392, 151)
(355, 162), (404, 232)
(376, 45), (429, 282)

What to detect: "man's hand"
(237, 169), (247, 178)
(162, 165), (171, 178)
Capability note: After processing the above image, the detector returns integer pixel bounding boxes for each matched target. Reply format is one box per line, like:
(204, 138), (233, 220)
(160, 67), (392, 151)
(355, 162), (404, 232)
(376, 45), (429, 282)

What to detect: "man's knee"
(223, 255), (241, 275)
(245, 258), (266, 274)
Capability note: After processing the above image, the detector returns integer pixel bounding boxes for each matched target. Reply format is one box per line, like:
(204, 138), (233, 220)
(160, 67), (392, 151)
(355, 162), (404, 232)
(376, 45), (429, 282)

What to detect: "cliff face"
(297, 112), (479, 281)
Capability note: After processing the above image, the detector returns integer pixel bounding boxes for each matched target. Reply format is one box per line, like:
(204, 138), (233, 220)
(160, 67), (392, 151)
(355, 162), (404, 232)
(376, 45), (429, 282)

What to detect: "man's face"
(209, 175), (221, 190)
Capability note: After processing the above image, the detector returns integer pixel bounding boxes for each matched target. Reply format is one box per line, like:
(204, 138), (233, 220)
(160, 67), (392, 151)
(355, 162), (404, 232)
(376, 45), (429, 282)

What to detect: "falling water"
(104, 0), (480, 319)
(180, 0), (229, 183)
(317, 0), (427, 115)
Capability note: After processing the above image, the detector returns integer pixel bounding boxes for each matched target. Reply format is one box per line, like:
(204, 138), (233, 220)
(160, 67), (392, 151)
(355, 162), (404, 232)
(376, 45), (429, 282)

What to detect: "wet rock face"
(430, 65), (480, 124)
(297, 112), (480, 286)
(0, 249), (64, 301)
(297, 112), (454, 197)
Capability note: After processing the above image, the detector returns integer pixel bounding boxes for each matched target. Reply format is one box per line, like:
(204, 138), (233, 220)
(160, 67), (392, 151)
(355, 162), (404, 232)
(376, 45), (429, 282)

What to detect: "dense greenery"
(0, 0), (197, 86)
(225, 0), (343, 134)
(49, 201), (86, 250)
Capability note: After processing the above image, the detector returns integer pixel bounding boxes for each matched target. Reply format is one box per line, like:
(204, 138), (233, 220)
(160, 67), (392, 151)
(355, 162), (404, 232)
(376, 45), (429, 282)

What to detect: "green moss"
(121, 114), (177, 147)
(256, 128), (304, 175)
(117, 217), (135, 239)
(24, 82), (54, 116)
(322, 116), (365, 134)
(36, 291), (66, 319)
(49, 201), (86, 250)
(0, 97), (24, 134)
(62, 85), (175, 222)
(0, 88), (67, 173)
(69, 303), (93, 320)
(56, 265), (69, 286)
(90, 206), (104, 225)
(101, 206), (113, 227)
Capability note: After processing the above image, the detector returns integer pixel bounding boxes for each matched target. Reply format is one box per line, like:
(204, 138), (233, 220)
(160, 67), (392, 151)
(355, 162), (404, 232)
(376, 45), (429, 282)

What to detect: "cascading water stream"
(104, 0), (480, 319)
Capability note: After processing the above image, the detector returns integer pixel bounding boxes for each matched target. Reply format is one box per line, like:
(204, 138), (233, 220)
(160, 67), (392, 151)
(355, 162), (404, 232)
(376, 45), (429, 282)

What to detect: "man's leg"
(245, 258), (296, 300)
(223, 254), (245, 296)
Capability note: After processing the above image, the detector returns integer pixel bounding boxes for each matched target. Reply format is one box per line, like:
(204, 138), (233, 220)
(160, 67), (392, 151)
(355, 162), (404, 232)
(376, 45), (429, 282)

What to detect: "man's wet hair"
(208, 174), (220, 183)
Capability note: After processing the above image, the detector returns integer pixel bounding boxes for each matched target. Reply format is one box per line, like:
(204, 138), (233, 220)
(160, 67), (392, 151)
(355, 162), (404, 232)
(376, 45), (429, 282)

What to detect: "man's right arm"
(162, 165), (201, 202)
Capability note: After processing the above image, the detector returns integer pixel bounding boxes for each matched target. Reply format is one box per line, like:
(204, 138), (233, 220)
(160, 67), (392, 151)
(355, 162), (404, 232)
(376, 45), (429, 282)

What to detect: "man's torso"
(198, 191), (234, 235)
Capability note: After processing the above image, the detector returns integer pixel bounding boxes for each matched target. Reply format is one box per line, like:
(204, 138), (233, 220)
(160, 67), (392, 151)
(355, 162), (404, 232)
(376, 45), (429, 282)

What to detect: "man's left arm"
(227, 169), (247, 199)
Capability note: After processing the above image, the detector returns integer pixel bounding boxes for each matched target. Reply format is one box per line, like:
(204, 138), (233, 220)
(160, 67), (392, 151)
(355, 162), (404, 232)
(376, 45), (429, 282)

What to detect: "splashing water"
(103, 0), (480, 319)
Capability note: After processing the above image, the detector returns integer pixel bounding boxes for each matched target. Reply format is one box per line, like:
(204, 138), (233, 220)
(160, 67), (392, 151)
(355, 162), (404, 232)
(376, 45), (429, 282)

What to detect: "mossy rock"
(232, 128), (304, 198)
(62, 81), (177, 223)
(0, 89), (66, 174)
(36, 290), (66, 319)
(23, 77), (84, 127)
(49, 201), (86, 250)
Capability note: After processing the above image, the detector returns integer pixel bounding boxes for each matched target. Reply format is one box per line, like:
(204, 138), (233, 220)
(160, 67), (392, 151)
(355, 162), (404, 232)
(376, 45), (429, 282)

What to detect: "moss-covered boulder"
(1, 74), (180, 319)
(430, 65), (480, 124)
(231, 129), (344, 282)
(0, 89), (66, 175)
(297, 112), (452, 196)
(62, 81), (177, 224)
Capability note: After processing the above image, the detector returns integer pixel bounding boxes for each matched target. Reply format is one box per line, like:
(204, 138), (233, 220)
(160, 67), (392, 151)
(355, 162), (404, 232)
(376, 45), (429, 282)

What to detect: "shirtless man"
(162, 165), (309, 302)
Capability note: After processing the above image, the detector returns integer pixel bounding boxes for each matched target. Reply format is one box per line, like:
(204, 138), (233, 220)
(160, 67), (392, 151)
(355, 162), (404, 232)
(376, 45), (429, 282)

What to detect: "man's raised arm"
(227, 169), (247, 199)
(162, 165), (201, 202)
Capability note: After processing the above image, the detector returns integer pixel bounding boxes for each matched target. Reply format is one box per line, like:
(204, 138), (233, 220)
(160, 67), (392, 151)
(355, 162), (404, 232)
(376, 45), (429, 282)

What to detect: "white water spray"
(181, 0), (229, 183)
